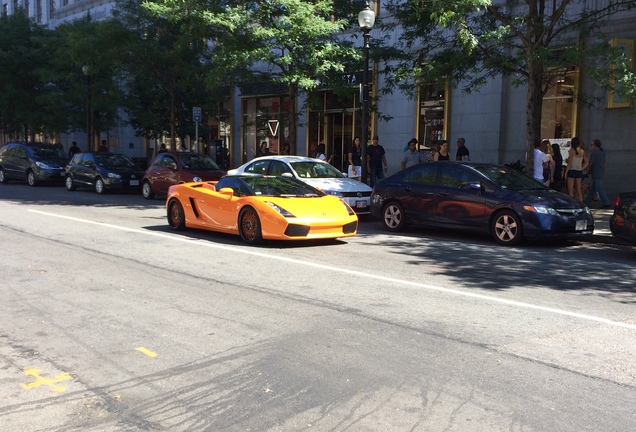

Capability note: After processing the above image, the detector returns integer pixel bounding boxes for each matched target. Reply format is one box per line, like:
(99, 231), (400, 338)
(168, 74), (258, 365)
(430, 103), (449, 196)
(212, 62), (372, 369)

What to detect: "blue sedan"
(370, 162), (594, 245)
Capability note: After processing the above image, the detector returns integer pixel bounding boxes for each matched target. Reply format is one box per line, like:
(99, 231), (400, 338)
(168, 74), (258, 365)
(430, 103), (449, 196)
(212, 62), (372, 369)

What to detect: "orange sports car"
(166, 175), (358, 244)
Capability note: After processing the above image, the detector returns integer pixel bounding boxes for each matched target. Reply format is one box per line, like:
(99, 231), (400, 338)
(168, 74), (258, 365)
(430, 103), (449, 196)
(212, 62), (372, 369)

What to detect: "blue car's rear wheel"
(167, 199), (186, 230)
(382, 201), (406, 232)
(239, 206), (263, 244)
(492, 210), (523, 246)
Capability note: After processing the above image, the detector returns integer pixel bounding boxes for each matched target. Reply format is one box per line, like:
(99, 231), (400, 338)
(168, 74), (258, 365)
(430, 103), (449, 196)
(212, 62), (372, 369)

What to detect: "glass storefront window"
(241, 96), (289, 163)
(417, 83), (446, 156)
(541, 67), (577, 139)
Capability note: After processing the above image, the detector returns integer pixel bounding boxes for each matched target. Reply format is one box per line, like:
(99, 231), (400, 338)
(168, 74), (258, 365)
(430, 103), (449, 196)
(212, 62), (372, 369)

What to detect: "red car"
(142, 152), (226, 199)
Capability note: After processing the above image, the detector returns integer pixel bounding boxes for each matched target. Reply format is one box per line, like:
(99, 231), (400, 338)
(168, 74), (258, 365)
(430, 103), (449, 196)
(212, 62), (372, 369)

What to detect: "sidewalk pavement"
(585, 207), (629, 245)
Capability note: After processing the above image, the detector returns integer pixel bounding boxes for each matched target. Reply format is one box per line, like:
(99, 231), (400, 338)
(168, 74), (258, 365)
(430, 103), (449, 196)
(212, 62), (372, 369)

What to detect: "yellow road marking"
(21, 369), (72, 392)
(136, 347), (157, 357)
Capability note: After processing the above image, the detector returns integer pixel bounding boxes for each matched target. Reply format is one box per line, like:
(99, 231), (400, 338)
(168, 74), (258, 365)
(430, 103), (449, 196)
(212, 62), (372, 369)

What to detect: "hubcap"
(170, 203), (182, 225)
(384, 206), (401, 228)
(495, 215), (518, 241)
(242, 210), (257, 240)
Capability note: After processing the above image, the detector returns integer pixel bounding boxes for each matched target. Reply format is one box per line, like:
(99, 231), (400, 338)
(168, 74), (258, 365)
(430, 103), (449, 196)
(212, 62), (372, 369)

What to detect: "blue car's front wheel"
(492, 210), (523, 246)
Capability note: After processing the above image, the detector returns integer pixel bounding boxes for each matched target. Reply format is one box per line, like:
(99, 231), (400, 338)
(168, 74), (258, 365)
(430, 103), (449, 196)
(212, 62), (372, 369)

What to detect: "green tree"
(145, 0), (362, 153)
(112, 0), (227, 149)
(0, 10), (50, 140)
(385, 0), (636, 169)
(41, 16), (124, 148)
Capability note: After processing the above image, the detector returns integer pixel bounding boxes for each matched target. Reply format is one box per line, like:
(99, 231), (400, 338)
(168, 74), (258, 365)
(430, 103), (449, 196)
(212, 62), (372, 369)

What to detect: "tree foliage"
(144, 0), (363, 152)
(385, 0), (636, 169)
(0, 10), (51, 139)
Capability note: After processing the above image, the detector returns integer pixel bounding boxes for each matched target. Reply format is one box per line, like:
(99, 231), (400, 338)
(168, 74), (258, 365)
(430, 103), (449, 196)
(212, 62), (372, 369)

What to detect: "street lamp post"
(82, 65), (92, 151)
(358, 1), (375, 185)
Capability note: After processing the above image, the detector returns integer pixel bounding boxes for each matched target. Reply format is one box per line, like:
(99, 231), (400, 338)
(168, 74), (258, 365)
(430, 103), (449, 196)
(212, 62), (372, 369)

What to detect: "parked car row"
(3, 142), (634, 247)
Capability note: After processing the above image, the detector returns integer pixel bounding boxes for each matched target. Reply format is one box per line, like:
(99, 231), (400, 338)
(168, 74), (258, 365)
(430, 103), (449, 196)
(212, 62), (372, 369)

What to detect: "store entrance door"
(324, 110), (354, 173)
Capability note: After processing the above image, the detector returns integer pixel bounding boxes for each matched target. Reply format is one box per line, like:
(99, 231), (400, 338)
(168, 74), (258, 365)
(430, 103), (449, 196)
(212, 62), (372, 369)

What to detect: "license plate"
(356, 200), (367, 208)
(575, 220), (587, 231)
(130, 180), (139, 186)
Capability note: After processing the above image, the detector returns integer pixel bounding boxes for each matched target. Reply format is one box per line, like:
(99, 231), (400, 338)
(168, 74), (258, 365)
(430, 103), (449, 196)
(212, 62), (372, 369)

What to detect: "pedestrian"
(455, 137), (469, 161)
(550, 143), (564, 191)
(433, 141), (450, 161)
(98, 139), (108, 152)
(315, 143), (332, 163)
(280, 142), (291, 155)
(68, 141), (80, 158)
(532, 139), (548, 183)
(401, 138), (425, 170)
(565, 136), (589, 201)
(348, 136), (362, 180)
(256, 141), (270, 157)
(158, 143), (167, 154)
(542, 139), (553, 186)
(584, 139), (612, 208)
(367, 134), (387, 187)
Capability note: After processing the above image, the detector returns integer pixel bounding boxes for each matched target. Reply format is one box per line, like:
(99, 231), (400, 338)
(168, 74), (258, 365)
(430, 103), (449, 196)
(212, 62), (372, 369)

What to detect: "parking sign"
(193, 107), (201, 122)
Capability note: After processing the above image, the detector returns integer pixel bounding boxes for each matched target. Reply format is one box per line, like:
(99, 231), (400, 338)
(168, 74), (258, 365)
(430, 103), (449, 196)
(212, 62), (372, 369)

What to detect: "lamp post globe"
(358, 1), (374, 185)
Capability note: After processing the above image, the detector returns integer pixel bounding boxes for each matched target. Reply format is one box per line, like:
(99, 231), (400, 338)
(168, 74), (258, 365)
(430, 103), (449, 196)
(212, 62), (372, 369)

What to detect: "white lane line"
(28, 209), (636, 331)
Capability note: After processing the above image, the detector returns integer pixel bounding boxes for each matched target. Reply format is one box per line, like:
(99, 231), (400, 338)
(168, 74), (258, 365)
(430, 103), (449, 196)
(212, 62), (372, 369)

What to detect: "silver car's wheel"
(142, 181), (155, 199)
(65, 175), (76, 191)
(491, 210), (523, 246)
(27, 170), (37, 186)
(382, 201), (406, 232)
(95, 178), (105, 194)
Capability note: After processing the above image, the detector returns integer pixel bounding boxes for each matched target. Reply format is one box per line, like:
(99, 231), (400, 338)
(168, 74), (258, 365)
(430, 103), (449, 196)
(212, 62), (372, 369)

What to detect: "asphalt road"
(1, 183), (635, 432)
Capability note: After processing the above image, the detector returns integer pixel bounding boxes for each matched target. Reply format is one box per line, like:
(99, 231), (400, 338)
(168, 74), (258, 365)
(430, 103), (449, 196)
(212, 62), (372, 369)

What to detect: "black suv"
(65, 152), (145, 194)
(0, 142), (69, 186)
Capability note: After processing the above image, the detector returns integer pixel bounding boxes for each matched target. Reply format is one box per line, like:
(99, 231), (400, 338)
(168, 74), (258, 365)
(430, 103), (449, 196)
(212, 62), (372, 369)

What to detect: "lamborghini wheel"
(167, 199), (186, 230)
(239, 206), (263, 244)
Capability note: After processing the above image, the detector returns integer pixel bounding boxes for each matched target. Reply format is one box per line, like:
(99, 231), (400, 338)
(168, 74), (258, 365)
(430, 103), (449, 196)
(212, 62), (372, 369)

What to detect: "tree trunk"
(526, 62), (544, 177)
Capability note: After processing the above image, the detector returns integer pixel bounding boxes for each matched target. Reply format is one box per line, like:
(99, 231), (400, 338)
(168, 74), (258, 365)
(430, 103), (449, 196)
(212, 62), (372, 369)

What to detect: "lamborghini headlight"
(265, 201), (295, 217)
(340, 199), (355, 216)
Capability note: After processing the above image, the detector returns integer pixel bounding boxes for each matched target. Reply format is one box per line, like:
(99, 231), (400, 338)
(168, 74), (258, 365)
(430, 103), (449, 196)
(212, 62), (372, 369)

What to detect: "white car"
(227, 156), (372, 214)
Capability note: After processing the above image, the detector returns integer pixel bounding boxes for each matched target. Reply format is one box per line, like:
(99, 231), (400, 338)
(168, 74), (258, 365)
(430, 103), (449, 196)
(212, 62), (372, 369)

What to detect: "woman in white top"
(564, 137), (589, 201)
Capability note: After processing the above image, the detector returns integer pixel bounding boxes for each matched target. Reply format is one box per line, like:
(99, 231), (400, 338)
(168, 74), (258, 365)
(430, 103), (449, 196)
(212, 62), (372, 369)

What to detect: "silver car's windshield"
(473, 165), (547, 191)
(289, 161), (346, 179)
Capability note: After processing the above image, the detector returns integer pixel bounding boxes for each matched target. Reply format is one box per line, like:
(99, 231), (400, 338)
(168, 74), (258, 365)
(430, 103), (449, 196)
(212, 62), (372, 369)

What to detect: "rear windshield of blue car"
(473, 165), (546, 191)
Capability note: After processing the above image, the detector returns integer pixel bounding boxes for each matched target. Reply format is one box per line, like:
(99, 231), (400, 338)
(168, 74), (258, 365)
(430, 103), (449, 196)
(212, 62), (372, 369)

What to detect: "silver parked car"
(227, 156), (372, 214)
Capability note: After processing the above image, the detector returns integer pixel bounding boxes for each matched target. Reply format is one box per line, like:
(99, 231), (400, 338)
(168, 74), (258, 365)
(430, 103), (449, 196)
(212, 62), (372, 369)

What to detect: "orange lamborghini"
(166, 175), (358, 244)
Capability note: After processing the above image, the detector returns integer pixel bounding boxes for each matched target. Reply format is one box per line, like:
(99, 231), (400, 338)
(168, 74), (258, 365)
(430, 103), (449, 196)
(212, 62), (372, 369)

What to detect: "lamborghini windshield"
(220, 176), (325, 197)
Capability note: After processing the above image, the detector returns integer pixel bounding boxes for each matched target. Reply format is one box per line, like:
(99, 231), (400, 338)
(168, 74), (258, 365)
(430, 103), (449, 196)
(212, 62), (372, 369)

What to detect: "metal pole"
(195, 122), (199, 153)
(87, 74), (92, 152)
(360, 30), (370, 185)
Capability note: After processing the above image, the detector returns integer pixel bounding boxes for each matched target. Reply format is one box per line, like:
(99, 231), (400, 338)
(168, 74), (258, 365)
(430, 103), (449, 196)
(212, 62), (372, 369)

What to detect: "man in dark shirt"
(367, 135), (387, 187)
(584, 139), (611, 208)
(456, 137), (470, 161)
(68, 141), (80, 158)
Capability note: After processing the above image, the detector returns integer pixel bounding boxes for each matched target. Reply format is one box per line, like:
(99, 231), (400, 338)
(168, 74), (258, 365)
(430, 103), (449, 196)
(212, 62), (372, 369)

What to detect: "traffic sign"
(193, 107), (201, 123)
